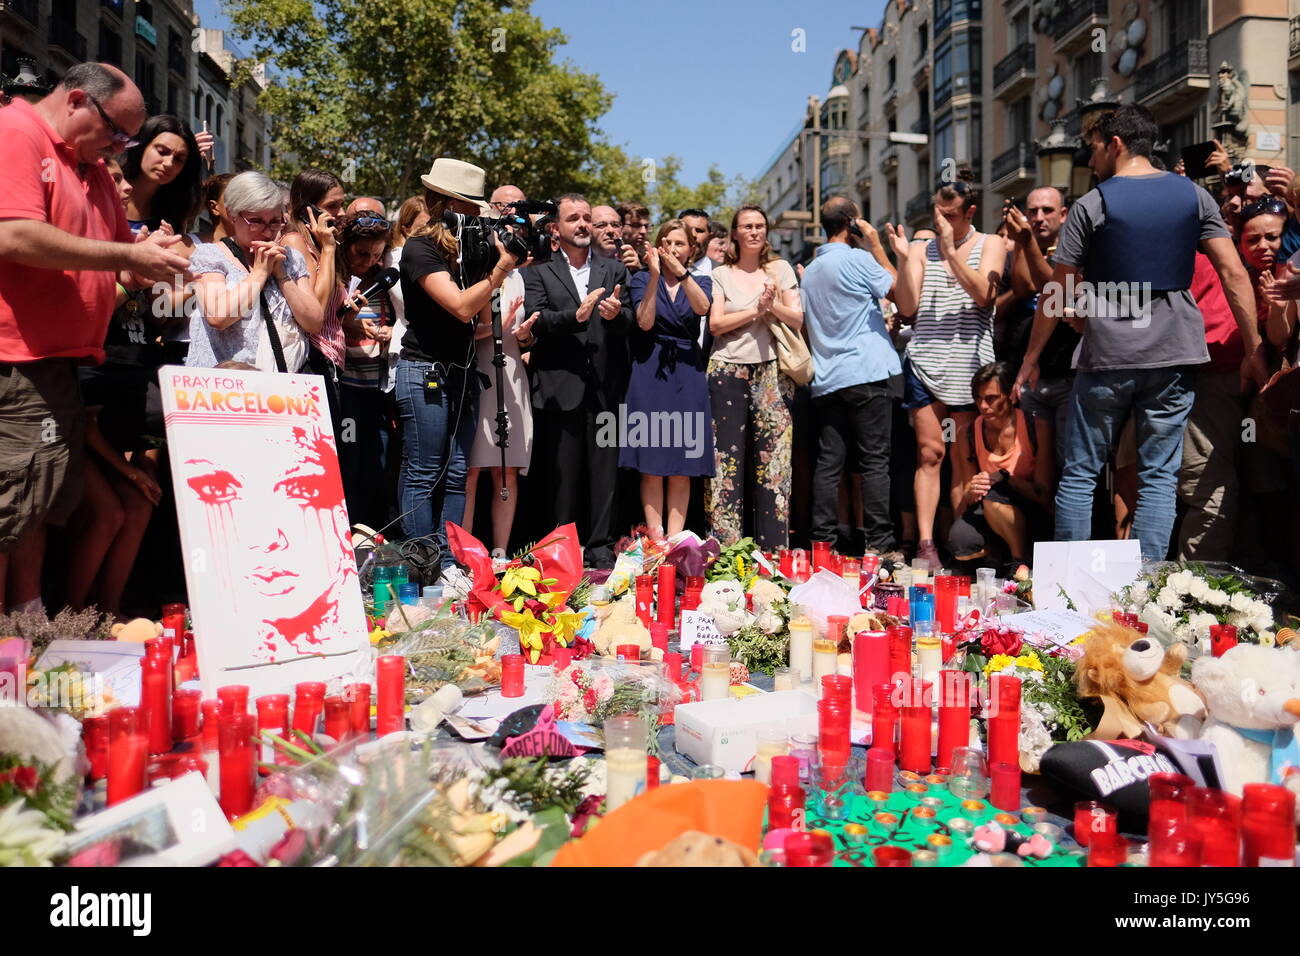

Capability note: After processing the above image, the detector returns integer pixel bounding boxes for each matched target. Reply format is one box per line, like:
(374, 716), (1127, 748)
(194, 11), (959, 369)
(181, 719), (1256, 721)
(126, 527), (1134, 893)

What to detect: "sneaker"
(915, 539), (942, 570)
(875, 549), (907, 566)
(491, 548), (509, 572)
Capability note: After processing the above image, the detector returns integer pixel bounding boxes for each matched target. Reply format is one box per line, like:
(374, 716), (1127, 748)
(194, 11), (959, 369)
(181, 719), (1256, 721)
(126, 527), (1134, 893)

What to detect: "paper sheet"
(36, 640), (145, 708)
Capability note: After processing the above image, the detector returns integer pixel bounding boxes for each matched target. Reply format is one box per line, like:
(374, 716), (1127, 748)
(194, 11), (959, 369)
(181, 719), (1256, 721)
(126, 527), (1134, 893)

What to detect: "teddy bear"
(1076, 623), (1206, 740)
(110, 618), (163, 642)
(698, 580), (748, 636)
(591, 596), (657, 659)
(1191, 643), (1300, 799)
(971, 821), (1053, 859)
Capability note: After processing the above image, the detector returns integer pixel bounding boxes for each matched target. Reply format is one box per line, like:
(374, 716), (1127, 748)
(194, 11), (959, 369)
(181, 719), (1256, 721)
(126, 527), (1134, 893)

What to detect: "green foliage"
(708, 537), (759, 586)
(726, 623), (789, 676)
(477, 756), (591, 815)
(1023, 653), (1098, 743)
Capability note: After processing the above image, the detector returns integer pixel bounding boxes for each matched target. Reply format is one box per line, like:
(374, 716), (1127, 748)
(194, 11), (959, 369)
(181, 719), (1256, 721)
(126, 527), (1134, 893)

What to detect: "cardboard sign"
(159, 367), (371, 699)
(35, 640), (146, 708)
(677, 610), (725, 651)
(1031, 539), (1143, 615)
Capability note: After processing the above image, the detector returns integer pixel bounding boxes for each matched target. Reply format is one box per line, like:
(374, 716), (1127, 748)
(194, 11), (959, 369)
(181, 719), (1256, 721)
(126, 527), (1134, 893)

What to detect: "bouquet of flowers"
(1117, 562), (1279, 651)
(448, 522), (585, 664)
(392, 607), (504, 701)
(544, 660), (673, 732)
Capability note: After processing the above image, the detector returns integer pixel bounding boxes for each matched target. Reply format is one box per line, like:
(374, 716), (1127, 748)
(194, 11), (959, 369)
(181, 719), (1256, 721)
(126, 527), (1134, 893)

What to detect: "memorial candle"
(83, 714), (110, 782)
(990, 761), (1021, 811)
(871, 683), (898, 749)
(656, 563), (676, 625)
(218, 713), (256, 819)
(140, 648), (173, 756)
(788, 615), (814, 681)
(936, 670), (972, 769)
(865, 746), (896, 792)
(635, 574), (655, 625)
(171, 688), (202, 745)
(346, 683), (371, 738)
(255, 694), (290, 771)
(217, 684), (250, 718)
(501, 654), (525, 697)
(987, 674), (1022, 768)
(375, 656), (406, 736)
(853, 630), (890, 716)
(899, 679), (932, 774)
(291, 682), (326, 739)
(886, 624), (912, 685)
(107, 706), (147, 806)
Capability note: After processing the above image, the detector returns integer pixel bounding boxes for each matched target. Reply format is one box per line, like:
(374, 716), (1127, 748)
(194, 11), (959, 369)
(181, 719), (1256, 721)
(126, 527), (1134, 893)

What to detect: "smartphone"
(1180, 141), (1218, 180)
(296, 203), (326, 226)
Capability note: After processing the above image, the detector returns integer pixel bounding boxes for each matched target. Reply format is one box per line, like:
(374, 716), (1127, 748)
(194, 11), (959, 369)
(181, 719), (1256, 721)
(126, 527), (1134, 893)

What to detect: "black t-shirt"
(398, 236), (474, 366)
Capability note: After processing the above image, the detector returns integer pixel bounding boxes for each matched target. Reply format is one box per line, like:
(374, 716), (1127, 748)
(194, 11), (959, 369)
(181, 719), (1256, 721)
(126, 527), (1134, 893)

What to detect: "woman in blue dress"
(623, 220), (715, 540)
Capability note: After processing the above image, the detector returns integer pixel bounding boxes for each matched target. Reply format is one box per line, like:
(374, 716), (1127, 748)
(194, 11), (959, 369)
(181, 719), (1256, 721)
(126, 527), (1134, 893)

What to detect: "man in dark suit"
(524, 193), (633, 567)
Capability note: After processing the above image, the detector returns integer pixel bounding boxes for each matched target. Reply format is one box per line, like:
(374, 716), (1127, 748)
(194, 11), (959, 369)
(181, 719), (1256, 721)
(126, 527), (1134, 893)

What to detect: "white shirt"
(563, 247), (591, 299)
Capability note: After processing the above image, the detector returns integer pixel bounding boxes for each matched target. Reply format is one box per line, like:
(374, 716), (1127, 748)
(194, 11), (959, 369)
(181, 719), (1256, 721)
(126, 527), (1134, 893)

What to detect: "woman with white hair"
(185, 171), (324, 370)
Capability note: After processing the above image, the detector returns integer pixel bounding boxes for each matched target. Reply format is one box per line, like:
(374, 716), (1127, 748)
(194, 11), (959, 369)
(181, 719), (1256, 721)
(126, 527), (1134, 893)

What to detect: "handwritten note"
(678, 610), (725, 651)
(36, 640), (145, 708)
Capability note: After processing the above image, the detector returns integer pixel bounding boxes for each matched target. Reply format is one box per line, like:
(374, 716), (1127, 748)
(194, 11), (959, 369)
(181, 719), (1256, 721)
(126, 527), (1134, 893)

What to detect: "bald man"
(0, 62), (188, 613)
(489, 184), (526, 217)
(591, 205), (622, 259)
(346, 196), (387, 216)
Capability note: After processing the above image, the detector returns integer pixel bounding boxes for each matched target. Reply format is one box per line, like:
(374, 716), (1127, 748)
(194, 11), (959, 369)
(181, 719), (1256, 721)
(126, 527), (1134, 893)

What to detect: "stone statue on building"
(1214, 62), (1249, 141)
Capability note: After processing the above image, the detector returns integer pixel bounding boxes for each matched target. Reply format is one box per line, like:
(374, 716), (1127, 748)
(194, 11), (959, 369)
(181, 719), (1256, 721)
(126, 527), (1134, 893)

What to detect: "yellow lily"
(500, 564), (542, 599)
(501, 609), (552, 664)
(550, 609), (585, 647)
(538, 590), (568, 609)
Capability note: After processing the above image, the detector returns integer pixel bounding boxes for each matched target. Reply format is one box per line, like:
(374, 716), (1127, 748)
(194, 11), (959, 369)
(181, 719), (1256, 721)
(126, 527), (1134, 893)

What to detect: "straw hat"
(420, 158), (489, 210)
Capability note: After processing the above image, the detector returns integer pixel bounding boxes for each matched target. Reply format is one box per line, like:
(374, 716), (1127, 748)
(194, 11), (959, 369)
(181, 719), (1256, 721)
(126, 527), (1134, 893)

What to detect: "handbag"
(762, 264), (813, 386)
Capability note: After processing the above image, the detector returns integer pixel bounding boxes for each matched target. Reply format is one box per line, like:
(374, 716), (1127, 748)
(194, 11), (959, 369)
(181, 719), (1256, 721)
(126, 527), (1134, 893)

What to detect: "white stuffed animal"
(699, 580), (749, 636)
(1191, 644), (1300, 799)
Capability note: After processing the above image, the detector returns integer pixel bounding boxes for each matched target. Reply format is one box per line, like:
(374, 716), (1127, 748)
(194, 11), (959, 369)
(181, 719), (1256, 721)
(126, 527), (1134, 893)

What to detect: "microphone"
(337, 267), (399, 317)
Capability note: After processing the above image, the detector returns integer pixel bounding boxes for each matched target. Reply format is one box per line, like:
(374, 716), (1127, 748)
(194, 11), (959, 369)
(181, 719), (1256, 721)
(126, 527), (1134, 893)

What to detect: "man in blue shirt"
(801, 196), (900, 556)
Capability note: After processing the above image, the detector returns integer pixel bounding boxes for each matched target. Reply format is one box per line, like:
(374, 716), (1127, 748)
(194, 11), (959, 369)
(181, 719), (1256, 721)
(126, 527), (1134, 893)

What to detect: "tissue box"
(674, 690), (819, 773)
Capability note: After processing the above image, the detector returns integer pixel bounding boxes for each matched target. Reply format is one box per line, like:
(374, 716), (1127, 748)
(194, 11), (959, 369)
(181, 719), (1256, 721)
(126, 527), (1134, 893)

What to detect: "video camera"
(1224, 161), (1271, 188)
(441, 199), (557, 284)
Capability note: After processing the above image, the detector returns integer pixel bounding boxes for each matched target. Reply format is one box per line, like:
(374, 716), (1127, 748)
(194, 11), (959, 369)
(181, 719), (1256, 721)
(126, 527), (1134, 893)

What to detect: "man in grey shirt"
(1014, 105), (1265, 563)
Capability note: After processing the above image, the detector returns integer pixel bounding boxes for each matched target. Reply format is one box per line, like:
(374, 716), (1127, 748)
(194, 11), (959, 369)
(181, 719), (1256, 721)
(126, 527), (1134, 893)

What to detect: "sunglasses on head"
(939, 179), (974, 195)
(1240, 197), (1288, 223)
(350, 212), (390, 228)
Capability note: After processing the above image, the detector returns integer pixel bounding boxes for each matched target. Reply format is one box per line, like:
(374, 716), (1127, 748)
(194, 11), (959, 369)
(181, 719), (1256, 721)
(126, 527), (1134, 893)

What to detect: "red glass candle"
(1148, 816), (1203, 867)
(899, 679), (932, 774)
(681, 591), (701, 612)
(255, 693), (290, 771)
(346, 683), (371, 737)
(767, 756), (805, 830)
(218, 713), (256, 819)
(646, 754), (660, 790)
(936, 670), (972, 769)
(171, 688), (202, 744)
(83, 714), (110, 781)
(1147, 772), (1192, 825)
(957, 576), (970, 598)
(217, 684), (250, 718)
(811, 540), (831, 572)
(649, 622), (670, 652)
(986, 674), (1022, 768)
(871, 683), (898, 748)
(500, 654), (525, 697)
(1189, 787), (1241, 867)
(375, 656), (406, 737)
(785, 831), (835, 867)
(140, 652), (173, 756)
(778, 549), (793, 578)
(551, 645), (573, 670)
(1074, 800), (1117, 847)
(1210, 624), (1238, 657)
(1241, 783), (1296, 867)
(686, 574), (705, 593)
(818, 698), (851, 761)
(656, 564), (676, 624)
(827, 553), (842, 576)
(291, 681), (327, 739)
(634, 574), (655, 624)
(865, 746), (896, 792)
(663, 651), (683, 682)
(1086, 833), (1127, 867)
(886, 624), (912, 686)
(690, 642), (704, 675)
(615, 643), (641, 661)
(160, 612), (185, 645)
(873, 846), (912, 867)
(825, 615), (849, 646)
(201, 699), (221, 752)
(323, 696), (350, 742)
(853, 630), (890, 716)
(935, 576), (958, 635)
(107, 707), (148, 806)
(990, 761), (1021, 811)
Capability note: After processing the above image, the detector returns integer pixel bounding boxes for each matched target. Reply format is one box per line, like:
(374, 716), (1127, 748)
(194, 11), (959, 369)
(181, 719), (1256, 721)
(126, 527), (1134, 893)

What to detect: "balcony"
(1134, 39), (1209, 112)
(879, 143), (900, 176)
(913, 60), (931, 89)
(48, 18), (88, 61)
(855, 174), (873, 195)
(1290, 15), (1300, 69)
(905, 190), (932, 225)
(1052, 0), (1108, 55)
(0, 0), (40, 28)
(993, 41), (1035, 99)
(990, 142), (1033, 192)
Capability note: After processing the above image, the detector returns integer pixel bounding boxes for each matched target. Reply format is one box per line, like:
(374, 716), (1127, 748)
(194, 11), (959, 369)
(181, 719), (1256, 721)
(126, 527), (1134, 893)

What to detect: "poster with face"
(160, 367), (371, 699)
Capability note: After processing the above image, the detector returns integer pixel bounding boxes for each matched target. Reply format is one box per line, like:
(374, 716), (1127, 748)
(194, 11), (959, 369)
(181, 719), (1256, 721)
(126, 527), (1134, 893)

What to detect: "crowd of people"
(2, 62), (1299, 621)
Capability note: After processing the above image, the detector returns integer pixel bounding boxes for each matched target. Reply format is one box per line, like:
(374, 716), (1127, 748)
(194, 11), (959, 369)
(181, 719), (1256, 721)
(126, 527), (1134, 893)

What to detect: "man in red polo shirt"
(0, 62), (189, 613)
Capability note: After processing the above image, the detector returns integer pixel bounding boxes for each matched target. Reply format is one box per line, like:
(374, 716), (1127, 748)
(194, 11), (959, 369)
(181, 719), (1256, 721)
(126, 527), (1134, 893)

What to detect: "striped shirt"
(905, 234), (996, 406)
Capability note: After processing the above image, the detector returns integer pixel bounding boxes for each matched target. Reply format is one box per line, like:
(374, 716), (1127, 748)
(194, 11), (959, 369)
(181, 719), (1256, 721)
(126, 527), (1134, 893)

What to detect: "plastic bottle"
(370, 535), (408, 610)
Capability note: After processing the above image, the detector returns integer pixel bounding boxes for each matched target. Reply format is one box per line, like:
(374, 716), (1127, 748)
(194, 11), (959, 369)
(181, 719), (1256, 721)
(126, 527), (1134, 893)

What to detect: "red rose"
(12, 765), (38, 793)
(980, 628), (1023, 657)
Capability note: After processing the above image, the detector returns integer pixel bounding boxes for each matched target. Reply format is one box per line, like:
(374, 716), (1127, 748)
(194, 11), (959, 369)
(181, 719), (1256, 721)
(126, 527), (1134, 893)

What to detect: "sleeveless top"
(969, 409), (1037, 479)
(905, 234), (996, 406)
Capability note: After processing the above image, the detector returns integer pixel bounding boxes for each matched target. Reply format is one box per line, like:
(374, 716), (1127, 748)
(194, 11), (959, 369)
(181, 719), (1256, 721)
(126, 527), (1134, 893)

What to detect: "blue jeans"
(394, 359), (479, 568)
(1055, 367), (1196, 563)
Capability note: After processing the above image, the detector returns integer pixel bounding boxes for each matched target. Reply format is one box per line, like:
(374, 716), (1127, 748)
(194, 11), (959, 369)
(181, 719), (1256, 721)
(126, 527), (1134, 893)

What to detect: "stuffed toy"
(635, 830), (759, 867)
(1076, 623), (1205, 740)
(698, 580), (748, 636)
(110, 618), (163, 642)
(591, 597), (655, 659)
(971, 821), (1053, 859)
(1191, 643), (1300, 798)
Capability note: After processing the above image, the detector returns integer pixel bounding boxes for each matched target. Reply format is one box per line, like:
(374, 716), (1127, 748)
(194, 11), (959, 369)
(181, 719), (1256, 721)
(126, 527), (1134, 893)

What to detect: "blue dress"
(620, 271), (716, 477)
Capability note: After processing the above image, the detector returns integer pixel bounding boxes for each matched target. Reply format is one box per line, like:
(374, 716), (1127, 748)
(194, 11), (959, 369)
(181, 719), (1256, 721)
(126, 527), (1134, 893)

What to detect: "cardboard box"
(674, 690), (820, 773)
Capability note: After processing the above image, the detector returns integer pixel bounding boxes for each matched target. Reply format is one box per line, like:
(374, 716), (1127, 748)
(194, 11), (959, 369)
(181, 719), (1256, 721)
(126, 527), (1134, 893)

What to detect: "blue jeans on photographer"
(1054, 366), (1196, 563)
(394, 358), (479, 569)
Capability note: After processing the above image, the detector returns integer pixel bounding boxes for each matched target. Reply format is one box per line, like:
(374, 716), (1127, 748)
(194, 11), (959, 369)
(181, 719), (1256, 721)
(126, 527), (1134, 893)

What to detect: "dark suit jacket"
(524, 252), (633, 413)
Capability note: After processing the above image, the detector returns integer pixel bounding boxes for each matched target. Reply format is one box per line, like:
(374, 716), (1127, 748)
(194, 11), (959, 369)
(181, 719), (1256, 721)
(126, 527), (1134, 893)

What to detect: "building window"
(1011, 7), (1029, 47)
(98, 23), (123, 65)
(1163, 0), (1199, 48)
(193, 89), (202, 125)
(887, 57), (897, 88)
(1071, 51), (1103, 102)
(135, 58), (157, 111)
(935, 113), (953, 163)
(918, 23), (928, 58)
(1009, 96), (1032, 148)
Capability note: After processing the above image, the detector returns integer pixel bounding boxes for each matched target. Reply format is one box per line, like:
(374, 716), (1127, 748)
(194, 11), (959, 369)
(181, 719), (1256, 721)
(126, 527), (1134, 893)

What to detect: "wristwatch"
(678, 270), (693, 283)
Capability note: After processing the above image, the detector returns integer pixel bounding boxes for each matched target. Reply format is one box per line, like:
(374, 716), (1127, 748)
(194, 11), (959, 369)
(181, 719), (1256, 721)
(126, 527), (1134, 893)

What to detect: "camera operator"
(0, 63), (188, 615)
(396, 159), (528, 571)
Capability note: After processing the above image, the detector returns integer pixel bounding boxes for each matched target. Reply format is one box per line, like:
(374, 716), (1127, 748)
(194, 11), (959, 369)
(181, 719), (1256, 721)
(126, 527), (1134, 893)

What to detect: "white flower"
(1168, 570), (1196, 594)
(1188, 577), (1212, 602)
(1129, 581), (1150, 606)
(1188, 612), (1219, 638)
(1228, 611), (1251, 630)
(1230, 592), (1251, 612)
(1173, 623), (1195, 644)
(1157, 586), (1181, 610)
(1259, 632), (1276, 647)
(1248, 602), (1274, 630)
(1205, 589), (1229, 607)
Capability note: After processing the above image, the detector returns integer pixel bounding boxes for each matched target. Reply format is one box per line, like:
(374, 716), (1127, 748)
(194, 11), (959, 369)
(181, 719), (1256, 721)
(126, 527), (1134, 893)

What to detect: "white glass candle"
(700, 645), (731, 701)
(754, 729), (788, 785)
(604, 715), (647, 812)
(812, 638), (837, 688)
(788, 616), (814, 681)
(774, 667), (797, 692)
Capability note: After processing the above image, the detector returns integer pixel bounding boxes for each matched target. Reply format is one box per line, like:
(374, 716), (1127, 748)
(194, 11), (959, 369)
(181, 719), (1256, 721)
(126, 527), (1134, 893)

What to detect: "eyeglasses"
(1240, 197), (1288, 223)
(86, 93), (138, 149)
(938, 179), (975, 195)
(239, 213), (288, 232)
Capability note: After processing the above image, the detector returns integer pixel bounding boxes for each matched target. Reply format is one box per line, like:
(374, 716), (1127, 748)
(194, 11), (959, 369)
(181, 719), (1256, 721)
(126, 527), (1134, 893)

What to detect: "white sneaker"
(491, 548), (509, 572)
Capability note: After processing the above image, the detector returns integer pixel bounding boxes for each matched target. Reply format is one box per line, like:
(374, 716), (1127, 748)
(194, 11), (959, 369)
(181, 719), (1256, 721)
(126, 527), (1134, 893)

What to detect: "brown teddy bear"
(1076, 623), (1206, 740)
(635, 830), (759, 867)
(110, 618), (163, 643)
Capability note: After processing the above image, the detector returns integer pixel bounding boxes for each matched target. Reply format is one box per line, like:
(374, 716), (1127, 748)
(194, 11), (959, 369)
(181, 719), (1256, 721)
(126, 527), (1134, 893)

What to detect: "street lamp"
(1035, 119), (1077, 194)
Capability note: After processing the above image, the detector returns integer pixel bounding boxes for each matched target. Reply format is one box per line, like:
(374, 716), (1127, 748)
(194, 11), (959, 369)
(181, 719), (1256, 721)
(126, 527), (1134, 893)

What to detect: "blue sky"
(193, 0), (883, 186)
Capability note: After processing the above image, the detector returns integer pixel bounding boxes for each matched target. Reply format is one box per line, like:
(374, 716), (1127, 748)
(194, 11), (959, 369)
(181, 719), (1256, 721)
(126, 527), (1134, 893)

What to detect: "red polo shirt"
(1191, 251), (1243, 371)
(0, 97), (132, 364)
